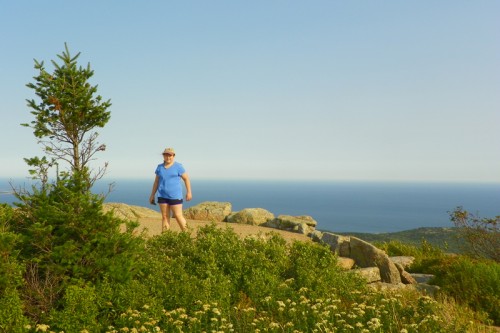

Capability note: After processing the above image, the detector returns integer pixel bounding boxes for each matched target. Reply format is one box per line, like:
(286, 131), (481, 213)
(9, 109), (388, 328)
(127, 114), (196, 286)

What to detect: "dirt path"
(104, 203), (312, 243)
(137, 217), (312, 243)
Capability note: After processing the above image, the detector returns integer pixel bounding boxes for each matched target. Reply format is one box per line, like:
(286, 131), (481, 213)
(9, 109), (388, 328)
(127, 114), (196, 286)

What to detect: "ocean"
(2, 178), (499, 234)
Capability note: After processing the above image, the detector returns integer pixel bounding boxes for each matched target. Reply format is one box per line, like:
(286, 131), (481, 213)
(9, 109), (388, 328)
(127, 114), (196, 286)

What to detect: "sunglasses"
(163, 153), (174, 157)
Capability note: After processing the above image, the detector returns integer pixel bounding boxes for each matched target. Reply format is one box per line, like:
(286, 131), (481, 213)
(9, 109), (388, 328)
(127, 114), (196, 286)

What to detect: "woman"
(149, 147), (192, 232)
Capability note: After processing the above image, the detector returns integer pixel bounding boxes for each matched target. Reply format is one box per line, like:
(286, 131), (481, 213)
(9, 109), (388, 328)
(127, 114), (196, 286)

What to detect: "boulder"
(183, 201), (232, 222)
(353, 267), (381, 283)
(368, 282), (415, 292)
(337, 257), (356, 270)
(320, 232), (351, 257)
(226, 208), (274, 225)
(309, 230), (323, 242)
(416, 283), (441, 297)
(394, 262), (417, 285)
(294, 215), (318, 227)
(265, 215), (317, 235)
(349, 237), (401, 284)
(400, 270), (418, 285)
(103, 203), (161, 220)
(411, 273), (435, 284)
(390, 256), (415, 269)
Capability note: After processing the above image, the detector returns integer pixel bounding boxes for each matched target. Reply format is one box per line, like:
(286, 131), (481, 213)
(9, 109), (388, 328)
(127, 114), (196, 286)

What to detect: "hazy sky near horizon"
(1, 1), (499, 183)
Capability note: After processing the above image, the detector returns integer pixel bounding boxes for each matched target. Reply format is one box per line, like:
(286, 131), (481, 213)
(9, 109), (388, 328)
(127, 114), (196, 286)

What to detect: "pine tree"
(23, 42), (111, 187)
(11, 45), (142, 325)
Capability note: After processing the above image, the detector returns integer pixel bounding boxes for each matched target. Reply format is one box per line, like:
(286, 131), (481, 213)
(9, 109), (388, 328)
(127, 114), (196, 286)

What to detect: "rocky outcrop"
(186, 202), (317, 236)
(415, 283), (441, 296)
(368, 282), (415, 292)
(319, 231), (401, 284)
(350, 237), (401, 284)
(411, 273), (435, 284)
(316, 231), (438, 293)
(103, 203), (161, 220)
(183, 201), (232, 222)
(309, 230), (323, 242)
(337, 257), (355, 270)
(354, 267), (381, 283)
(320, 233), (351, 256)
(226, 208), (274, 225)
(390, 256), (415, 269)
(394, 262), (417, 285)
(264, 215), (318, 235)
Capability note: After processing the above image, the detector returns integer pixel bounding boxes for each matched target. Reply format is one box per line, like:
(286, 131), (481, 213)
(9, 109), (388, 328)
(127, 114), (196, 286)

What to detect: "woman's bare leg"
(159, 204), (171, 232)
(170, 204), (187, 231)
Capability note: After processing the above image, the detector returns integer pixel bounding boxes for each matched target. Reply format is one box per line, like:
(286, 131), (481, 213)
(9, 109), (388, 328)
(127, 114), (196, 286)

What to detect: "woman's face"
(163, 153), (174, 163)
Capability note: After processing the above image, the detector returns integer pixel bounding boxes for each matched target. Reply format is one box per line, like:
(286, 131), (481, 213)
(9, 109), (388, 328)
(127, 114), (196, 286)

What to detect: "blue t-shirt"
(154, 162), (186, 199)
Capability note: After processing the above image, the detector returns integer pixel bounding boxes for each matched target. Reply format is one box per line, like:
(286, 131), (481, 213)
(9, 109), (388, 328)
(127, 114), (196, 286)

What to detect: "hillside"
(336, 227), (463, 253)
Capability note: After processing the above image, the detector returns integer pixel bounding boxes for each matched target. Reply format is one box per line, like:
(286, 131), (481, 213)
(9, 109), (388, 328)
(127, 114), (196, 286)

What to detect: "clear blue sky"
(1, 1), (499, 182)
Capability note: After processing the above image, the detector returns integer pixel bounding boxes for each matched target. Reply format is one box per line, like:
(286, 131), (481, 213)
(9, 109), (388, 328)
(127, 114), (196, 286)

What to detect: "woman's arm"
(181, 173), (192, 201)
(149, 175), (159, 204)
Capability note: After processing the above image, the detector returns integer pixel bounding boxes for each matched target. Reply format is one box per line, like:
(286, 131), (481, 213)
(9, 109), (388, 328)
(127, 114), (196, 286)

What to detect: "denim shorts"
(157, 197), (183, 205)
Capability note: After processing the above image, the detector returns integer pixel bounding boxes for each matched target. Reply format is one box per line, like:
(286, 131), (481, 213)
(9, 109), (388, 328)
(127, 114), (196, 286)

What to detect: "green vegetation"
(342, 207), (499, 259)
(22, 42), (111, 186)
(378, 239), (500, 327)
(1, 45), (498, 332)
(337, 227), (462, 253)
(0, 204), (29, 332)
(433, 256), (500, 325)
(449, 207), (499, 262)
(1, 209), (497, 332)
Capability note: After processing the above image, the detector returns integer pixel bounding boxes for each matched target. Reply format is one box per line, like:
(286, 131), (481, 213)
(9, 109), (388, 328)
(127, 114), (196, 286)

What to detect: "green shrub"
(136, 224), (369, 317)
(0, 287), (28, 333)
(135, 225), (295, 312)
(136, 226), (235, 311)
(450, 207), (499, 262)
(0, 204), (29, 332)
(376, 239), (449, 273)
(375, 237), (500, 327)
(5, 219), (494, 332)
(10, 176), (144, 325)
(4, 200), (497, 331)
(375, 239), (422, 257)
(49, 284), (100, 332)
(0, 205), (24, 290)
(286, 241), (367, 300)
(432, 256), (500, 326)
(14, 178), (142, 283)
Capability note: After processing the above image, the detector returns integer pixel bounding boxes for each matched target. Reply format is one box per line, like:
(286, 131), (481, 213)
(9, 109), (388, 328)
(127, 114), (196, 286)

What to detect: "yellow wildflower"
(35, 324), (50, 332)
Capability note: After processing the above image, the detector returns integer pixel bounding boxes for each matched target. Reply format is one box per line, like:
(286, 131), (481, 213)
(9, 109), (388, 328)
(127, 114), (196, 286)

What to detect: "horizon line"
(2, 176), (500, 185)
